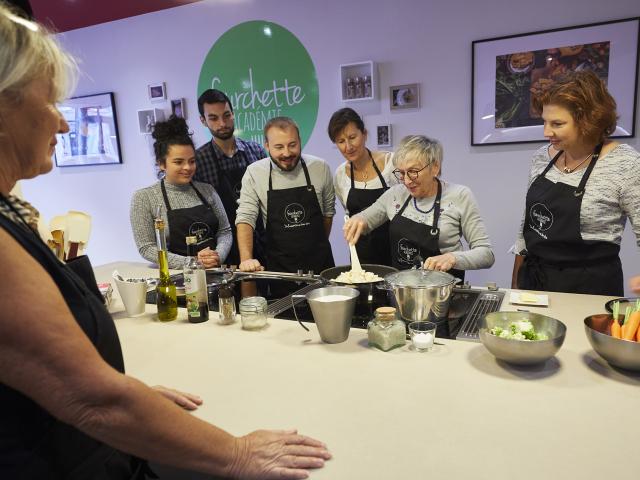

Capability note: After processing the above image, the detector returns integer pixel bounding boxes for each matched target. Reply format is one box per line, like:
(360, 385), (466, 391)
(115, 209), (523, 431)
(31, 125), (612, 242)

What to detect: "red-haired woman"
(512, 70), (640, 295)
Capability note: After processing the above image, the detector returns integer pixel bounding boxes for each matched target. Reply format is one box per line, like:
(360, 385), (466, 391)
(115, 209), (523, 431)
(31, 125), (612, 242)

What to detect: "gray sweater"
(130, 180), (232, 268)
(235, 155), (336, 228)
(515, 143), (640, 253)
(356, 182), (495, 270)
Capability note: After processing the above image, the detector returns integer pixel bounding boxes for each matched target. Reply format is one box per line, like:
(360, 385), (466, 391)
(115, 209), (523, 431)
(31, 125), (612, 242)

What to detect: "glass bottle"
(217, 279), (236, 325)
(154, 217), (177, 322)
(184, 236), (209, 323)
(346, 77), (355, 99)
(363, 75), (372, 98)
(354, 76), (364, 98)
(368, 307), (406, 351)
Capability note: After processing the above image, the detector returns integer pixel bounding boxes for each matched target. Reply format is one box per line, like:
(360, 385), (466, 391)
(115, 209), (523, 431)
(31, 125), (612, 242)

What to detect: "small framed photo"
(390, 83), (420, 110)
(376, 124), (392, 147)
(148, 82), (166, 102)
(137, 108), (165, 135)
(171, 98), (185, 118)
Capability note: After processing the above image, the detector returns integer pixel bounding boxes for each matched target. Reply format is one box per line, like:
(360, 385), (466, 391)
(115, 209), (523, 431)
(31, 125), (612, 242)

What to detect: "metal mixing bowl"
(584, 314), (640, 371)
(479, 311), (566, 365)
(384, 270), (457, 322)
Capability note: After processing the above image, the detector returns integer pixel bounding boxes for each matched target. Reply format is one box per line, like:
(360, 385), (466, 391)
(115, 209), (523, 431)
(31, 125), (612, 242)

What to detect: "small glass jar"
(239, 296), (268, 330)
(367, 307), (406, 351)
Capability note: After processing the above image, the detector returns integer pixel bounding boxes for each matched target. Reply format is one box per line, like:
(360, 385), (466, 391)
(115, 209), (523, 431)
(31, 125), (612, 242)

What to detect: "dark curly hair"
(152, 115), (194, 170)
(327, 107), (365, 142)
(531, 70), (617, 144)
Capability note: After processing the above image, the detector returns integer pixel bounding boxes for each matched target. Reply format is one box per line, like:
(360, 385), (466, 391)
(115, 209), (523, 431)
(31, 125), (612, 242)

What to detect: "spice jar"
(367, 306), (406, 351)
(217, 280), (236, 325)
(239, 296), (268, 330)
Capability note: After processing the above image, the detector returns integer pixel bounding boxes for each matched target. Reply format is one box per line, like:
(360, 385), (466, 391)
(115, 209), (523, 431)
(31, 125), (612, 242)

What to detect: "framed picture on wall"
(54, 92), (123, 167)
(390, 83), (420, 110)
(377, 124), (392, 147)
(171, 98), (186, 118)
(137, 108), (165, 135)
(471, 17), (640, 146)
(148, 82), (166, 102)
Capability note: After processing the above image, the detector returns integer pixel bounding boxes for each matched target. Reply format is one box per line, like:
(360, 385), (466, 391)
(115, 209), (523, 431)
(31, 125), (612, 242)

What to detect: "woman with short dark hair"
(328, 107), (398, 265)
(512, 70), (640, 295)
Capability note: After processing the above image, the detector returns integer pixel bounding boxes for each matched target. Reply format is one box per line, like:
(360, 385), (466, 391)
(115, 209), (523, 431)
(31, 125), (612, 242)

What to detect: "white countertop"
(96, 262), (640, 480)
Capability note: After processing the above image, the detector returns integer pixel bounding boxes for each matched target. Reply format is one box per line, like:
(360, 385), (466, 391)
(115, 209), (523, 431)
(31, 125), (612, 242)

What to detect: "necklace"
(562, 151), (593, 173)
(413, 196), (437, 215)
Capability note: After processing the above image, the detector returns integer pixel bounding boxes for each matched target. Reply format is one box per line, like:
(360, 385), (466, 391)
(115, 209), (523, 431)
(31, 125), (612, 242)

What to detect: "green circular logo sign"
(198, 21), (319, 148)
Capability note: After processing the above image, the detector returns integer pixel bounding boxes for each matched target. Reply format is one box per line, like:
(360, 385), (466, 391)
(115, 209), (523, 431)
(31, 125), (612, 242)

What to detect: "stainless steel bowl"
(384, 270), (457, 322)
(584, 314), (640, 371)
(479, 311), (566, 366)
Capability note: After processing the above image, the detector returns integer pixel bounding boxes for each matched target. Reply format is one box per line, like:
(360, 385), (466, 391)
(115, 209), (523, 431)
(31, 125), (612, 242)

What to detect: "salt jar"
(239, 296), (268, 330)
(367, 306), (406, 351)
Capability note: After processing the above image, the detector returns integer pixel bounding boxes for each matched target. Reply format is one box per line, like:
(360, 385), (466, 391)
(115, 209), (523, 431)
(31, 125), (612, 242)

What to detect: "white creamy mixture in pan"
(335, 270), (383, 284)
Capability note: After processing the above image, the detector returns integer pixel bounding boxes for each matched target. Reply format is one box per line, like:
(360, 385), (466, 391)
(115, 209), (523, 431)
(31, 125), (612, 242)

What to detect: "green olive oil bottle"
(154, 217), (177, 321)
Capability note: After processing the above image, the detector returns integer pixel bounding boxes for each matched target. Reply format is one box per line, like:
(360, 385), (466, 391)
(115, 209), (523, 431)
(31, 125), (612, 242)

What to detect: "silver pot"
(384, 270), (458, 322)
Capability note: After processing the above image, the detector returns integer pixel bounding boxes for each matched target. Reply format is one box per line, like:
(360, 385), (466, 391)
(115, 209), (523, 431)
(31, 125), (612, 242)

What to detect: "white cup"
(114, 278), (147, 316)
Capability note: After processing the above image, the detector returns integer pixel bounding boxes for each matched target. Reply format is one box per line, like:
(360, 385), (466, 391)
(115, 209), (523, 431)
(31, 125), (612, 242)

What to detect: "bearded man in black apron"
(193, 89), (268, 266)
(236, 117), (335, 282)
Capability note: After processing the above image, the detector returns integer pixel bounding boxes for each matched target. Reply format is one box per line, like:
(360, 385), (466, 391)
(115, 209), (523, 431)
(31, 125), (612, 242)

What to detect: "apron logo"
(529, 203), (553, 231)
(234, 182), (242, 197)
(397, 238), (419, 264)
(189, 222), (211, 242)
(284, 203), (306, 224)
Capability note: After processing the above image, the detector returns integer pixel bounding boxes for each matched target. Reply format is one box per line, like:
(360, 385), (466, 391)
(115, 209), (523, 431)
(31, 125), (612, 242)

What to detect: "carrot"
(621, 306), (632, 339)
(611, 319), (622, 338)
(611, 301), (622, 339)
(622, 308), (640, 341)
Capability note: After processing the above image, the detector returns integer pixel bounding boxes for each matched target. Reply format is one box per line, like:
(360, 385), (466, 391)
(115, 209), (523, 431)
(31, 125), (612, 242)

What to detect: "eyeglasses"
(392, 165), (428, 181)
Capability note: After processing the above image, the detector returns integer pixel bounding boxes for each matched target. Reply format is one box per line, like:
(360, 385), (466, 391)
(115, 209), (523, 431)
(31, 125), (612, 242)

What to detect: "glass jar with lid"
(239, 296), (268, 330)
(367, 306), (406, 351)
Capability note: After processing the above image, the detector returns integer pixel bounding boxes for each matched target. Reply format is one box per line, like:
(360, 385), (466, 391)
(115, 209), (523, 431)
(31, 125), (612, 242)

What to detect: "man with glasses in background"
(343, 135), (495, 278)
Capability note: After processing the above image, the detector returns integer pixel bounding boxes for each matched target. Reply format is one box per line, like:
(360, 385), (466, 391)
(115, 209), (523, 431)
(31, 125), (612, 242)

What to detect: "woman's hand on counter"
(229, 429), (331, 479)
(424, 253), (456, 272)
(198, 248), (220, 269)
(153, 385), (203, 411)
(343, 216), (366, 245)
(630, 276), (640, 294)
(239, 259), (264, 272)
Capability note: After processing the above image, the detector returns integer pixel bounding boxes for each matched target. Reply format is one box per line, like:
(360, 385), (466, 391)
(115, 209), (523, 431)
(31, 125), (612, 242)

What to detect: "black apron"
(216, 162), (266, 266)
(389, 179), (465, 281)
(519, 144), (623, 295)
(160, 179), (219, 256)
(0, 202), (153, 479)
(346, 150), (390, 265)
(265, 157), (334, 274)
